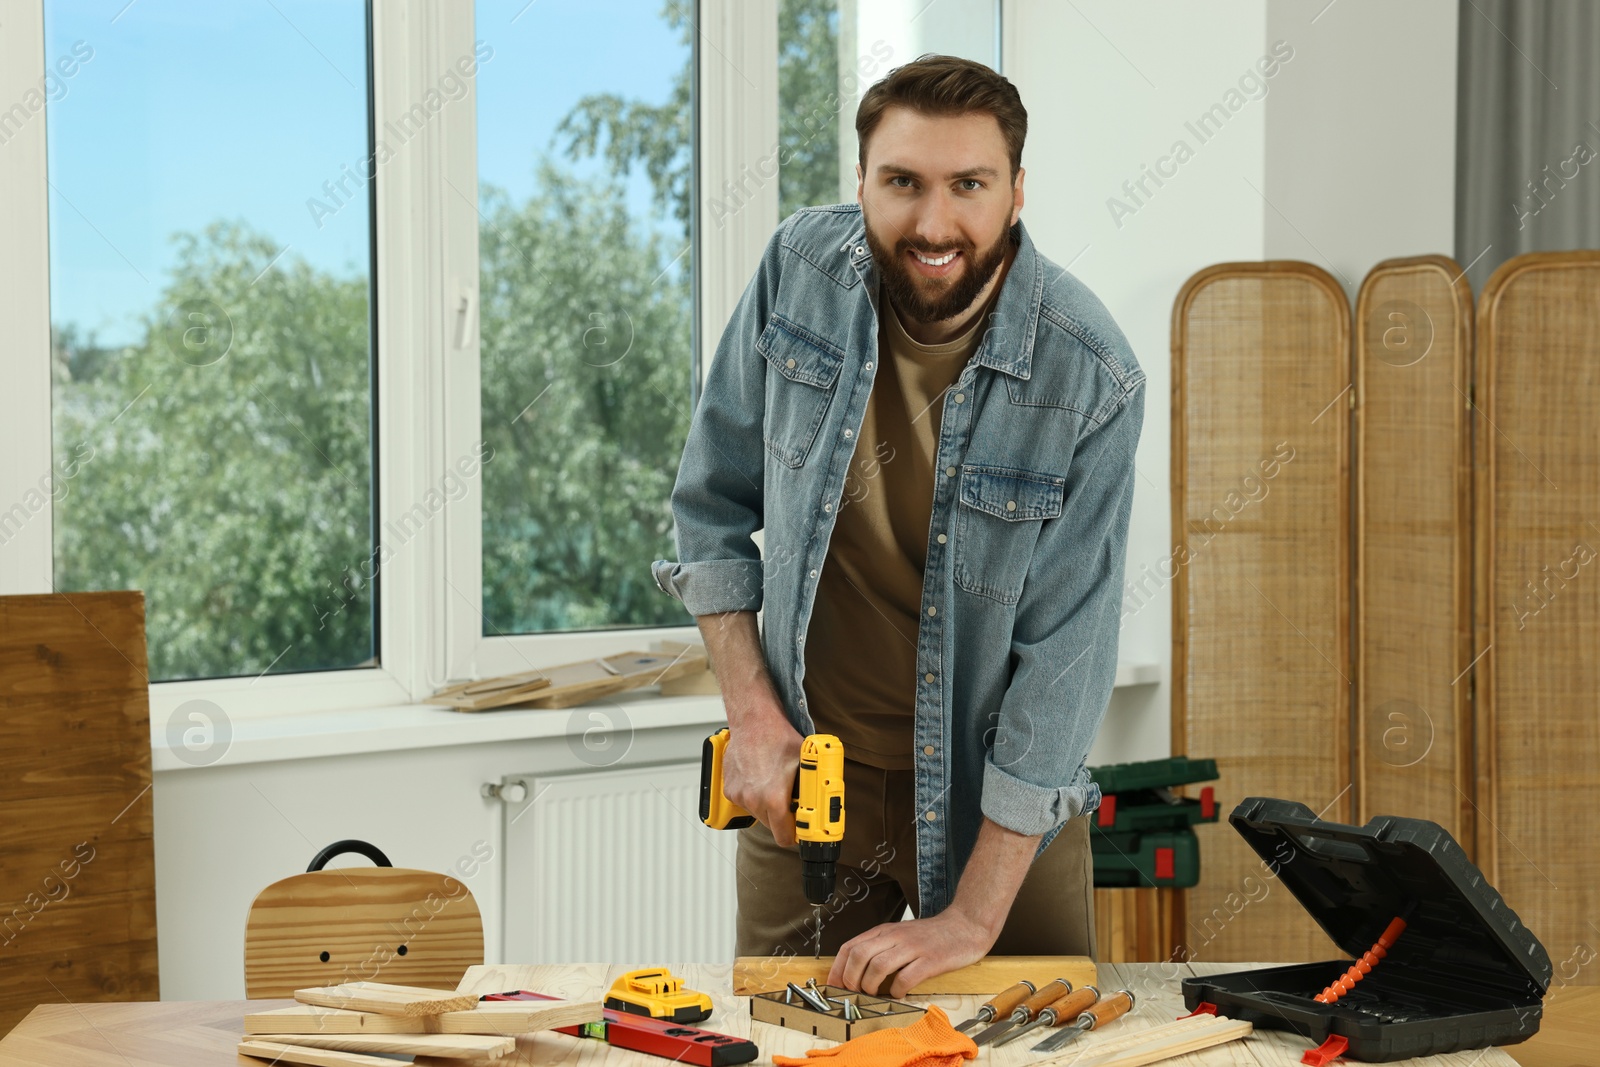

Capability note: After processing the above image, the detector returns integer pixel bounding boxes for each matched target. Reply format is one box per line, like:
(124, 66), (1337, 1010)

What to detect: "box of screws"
(749, 979), (925, 1042)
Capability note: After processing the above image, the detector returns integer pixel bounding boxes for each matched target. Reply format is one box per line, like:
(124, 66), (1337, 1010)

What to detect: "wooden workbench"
(0, 962), (1579, 1066)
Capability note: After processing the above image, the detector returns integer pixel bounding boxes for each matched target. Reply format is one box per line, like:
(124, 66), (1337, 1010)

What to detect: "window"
(44, 1), (377, 682)
(474, 0), (696, 636)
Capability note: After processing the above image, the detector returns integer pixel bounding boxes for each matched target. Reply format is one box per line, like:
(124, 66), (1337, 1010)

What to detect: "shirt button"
(1006, 500), (1017, 512)
(954, 392), (965, 403)
(924, 672), (935, 683)
(843, 429), (853, 438)
(854, 246), (864, 255)
(945, 466), (956, 477)
(809, 569), (817, 578)
(864, 361), (873, 370)
(925, 810), (937, 822)
(937, 533), (947, 544)
(797, 635), (804, 644)
(923, 745), (935, 756)
(786, 358), (796, 369)
(926, 606), (937, 617)
(823, 502), (833, 512)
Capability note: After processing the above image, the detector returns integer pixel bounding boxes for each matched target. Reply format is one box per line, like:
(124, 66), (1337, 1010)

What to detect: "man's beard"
(863, 209), (1014, 325)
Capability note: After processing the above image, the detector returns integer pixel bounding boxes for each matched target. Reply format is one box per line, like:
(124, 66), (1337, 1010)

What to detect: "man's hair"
(855, 54), (1027, 180)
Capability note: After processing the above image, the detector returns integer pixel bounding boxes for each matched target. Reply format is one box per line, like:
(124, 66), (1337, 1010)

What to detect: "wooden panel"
(1092, 888), (1183, 963)
(1354, 256), (1475, 839)
(0, 591), (156, 1034)
(244, 869), (484, 998)
(1474, 251), (1600, 978)
(1171, 262), (1350, 963)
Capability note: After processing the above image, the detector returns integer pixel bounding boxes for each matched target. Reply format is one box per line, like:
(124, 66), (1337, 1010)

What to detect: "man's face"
(857, 106), (1024, 326)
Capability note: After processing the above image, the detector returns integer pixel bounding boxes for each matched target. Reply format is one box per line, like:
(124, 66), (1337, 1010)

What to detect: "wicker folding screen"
(1170, 262), (1350, 962)
(1354, 256), (1475, 837)
(1473, 251), (1600, 968)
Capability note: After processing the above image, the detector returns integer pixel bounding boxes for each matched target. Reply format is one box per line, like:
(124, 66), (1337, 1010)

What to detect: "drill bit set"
(749, 978), (925, 1041)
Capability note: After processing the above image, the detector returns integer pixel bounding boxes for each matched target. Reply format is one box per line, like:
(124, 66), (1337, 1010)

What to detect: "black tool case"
(1181, 797), (1551, 1063)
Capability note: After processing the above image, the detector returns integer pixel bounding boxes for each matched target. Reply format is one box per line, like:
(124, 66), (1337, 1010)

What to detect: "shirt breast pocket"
(758, 314), (845, 469)
(953, 464), (1066, 604)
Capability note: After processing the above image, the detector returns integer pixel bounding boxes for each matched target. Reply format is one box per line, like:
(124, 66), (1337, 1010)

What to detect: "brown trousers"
(734, 758), (1097, 959)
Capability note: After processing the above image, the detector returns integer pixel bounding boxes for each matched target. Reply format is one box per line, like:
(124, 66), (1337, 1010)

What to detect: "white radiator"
(501, 760), (739, 963)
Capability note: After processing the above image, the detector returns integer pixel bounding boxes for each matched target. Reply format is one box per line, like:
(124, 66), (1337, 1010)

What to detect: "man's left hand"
(826, 905), (995, 998)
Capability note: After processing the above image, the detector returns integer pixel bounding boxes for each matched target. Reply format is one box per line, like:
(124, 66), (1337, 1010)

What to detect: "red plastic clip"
(1301, 1035), (1349, 1066)
(1200, 785), (1216, 819)
(1176, 1001), (1217, 1019)
(1097, 795), (1117, 827)
(1154, 846), (1175, 880)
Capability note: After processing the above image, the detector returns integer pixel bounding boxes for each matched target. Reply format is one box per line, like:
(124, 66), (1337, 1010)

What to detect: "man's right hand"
(722, 703), (805, 847)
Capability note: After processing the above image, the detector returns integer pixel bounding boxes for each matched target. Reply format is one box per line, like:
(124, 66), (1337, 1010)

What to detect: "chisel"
(1031, 988), (1136, 1052)
(953, 981), (1036, 1033)
(972, 978), (1074, 1045)
(992, 985), (1100, 1047)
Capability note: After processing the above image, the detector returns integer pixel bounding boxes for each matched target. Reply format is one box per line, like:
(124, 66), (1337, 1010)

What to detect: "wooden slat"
(1354, 255), (1475, 841)
(245, 999), (600, 1036)
(731, 955), (1096, 995)
(263, 1032), (514, 1058)
(1473, 250), (1600, 976)
(293, 983), (478, 1017)
(1171, 262), (1351, 964)
(0, 591), (157, 1035)
(237, 1040), (407, 1066)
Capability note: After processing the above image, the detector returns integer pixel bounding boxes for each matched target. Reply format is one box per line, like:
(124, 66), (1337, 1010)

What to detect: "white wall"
(1005, 0), (1458, 765)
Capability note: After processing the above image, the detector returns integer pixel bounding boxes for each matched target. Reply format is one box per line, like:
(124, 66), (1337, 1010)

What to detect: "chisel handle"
(984, 981), (1036, 1019)
(1077, 989), (1135, 1030)
(1016, 978), (1074, 1019)
(1043, 985), (1100, 1023)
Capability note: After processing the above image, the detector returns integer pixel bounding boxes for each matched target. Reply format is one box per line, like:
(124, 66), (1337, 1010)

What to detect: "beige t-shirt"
(802, 284), (999, 768)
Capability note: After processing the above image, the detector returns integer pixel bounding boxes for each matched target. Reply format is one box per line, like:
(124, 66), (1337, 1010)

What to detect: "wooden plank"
(264, 1032), (514, 1058)
(1074, 1018), (1252, 1067)
(0, 591), (156, 1036)
(247, 999), (600, 1036)
(732, 956), (1096, 996)
(294, 983), (477, 1016)
(428, 648), (708, 712)
(237, 1040), (410, 1066)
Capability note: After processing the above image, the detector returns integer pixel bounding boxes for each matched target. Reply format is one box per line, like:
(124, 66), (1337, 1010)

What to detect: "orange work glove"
(771, 1006), (979, 1067)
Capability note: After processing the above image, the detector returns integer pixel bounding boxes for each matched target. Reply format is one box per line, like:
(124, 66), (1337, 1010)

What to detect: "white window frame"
(0, 0), (782, 720)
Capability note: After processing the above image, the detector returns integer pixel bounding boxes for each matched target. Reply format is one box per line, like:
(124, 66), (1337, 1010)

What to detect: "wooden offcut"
(237, 1040), (408, 1066)
(1473, 250), (1600, 975)
(732, 955), (1096, 996)
(0, 591), (157, 1035)
(426, 646), (709, 711)
(244, 867), (485, 998)
(293, 982), (478, 1016)
(1071, 1017), (1252, 1067)
(263, 1031), (514, 1058)
(1354, 256), (1475, 839)
(244, 999), (600, 1035)
(1171, 262), (1351, 963)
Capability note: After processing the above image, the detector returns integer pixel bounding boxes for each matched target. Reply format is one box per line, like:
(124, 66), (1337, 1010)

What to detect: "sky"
(43, 0), (686, 347)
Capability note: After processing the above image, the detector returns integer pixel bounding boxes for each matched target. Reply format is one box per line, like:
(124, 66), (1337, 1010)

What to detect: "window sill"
(149, 661), (1161, 773)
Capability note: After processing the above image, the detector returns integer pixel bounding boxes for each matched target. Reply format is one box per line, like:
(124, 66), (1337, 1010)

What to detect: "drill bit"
(812, 904), (824, 957)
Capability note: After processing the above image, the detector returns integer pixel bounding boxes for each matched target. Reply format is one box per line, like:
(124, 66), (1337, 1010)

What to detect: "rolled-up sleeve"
(980, 382), (1144, 835)
(650, 221), (790, 616)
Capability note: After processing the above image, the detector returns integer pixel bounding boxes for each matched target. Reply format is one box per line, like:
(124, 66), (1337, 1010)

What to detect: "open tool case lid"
(1181, 797), (1552, 1063)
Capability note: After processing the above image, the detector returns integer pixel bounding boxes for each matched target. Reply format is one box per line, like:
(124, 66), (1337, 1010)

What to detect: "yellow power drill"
(700, 728), (845, 954)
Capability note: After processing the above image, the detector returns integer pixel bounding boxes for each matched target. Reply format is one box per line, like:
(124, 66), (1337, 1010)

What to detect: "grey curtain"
(1456, 0), (1600, 293)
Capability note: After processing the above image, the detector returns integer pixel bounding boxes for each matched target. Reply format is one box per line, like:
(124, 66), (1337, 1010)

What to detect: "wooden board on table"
(263, 1031), (514, 1058)
(244, 999), (600, 1036)
(732, 956), (1096, 996)
(427, 648), (709, 711)
(294, 982), (478, 1016)
(0, 592), (157, 1036)
(238, 1039), (411, 1066)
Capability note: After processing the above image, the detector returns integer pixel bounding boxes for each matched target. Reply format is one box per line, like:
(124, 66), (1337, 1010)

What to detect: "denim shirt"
(652, 203), (1144, 918)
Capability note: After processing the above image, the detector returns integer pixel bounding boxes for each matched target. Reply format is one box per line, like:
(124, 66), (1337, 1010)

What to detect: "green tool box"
(1088, 756), (1219, 888)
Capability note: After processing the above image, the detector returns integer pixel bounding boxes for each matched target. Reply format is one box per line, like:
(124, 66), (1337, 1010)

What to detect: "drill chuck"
(799, 840), (842, 905)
